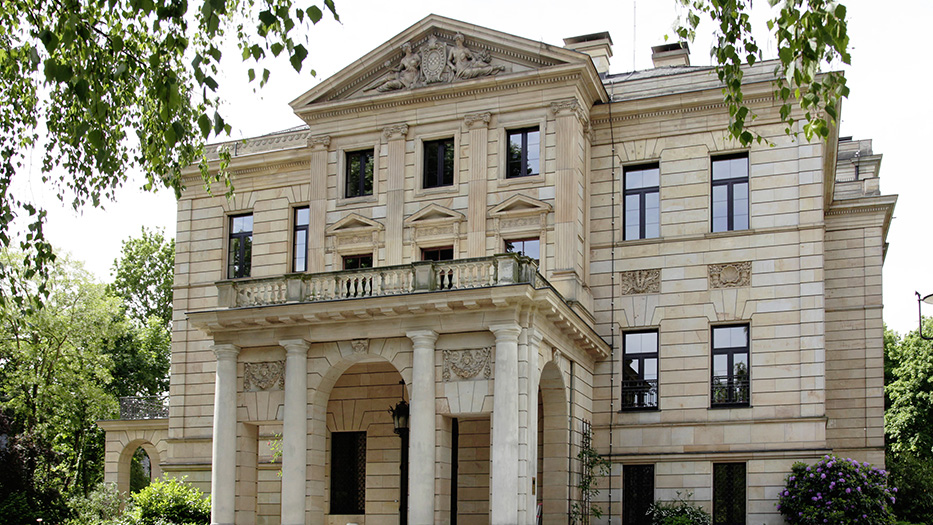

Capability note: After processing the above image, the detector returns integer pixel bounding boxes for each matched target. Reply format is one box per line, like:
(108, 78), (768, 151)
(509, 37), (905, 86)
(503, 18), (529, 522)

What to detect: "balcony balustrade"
(620, 379), (659, 410)
(119, 396), (169, 420)
(217, 254), (542, 308)
(710, 375), (750, 407)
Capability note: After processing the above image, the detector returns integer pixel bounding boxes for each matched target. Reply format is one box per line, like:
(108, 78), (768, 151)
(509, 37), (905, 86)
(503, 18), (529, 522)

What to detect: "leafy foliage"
(570, 424), (611, 524)
(121, 477), (210, 525)
(674, 0), (850, 146)
(885, 450), (933, 525)
(63, 482), (127, 525)
(647, 491), (711, 525)
(0, 0), (337, 310)
(885, 318), (933, 456)
(110, 227), (175, 327)
(777, 455), (895, 524)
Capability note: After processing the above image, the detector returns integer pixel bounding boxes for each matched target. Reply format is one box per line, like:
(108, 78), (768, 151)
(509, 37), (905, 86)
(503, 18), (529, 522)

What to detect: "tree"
(675, 0), (850, 146)
(0, 0), (338, 309)
(0, 251), (122, 507)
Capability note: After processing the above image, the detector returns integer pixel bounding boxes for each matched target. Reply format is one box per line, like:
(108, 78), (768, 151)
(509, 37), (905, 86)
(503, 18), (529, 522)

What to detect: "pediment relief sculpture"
(365, 33), (507, 93)
(243, 361), (285, 391)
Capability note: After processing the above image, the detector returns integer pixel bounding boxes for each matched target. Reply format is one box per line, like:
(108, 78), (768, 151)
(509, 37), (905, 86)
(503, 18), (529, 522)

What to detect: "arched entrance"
(538, 360), (570, 524)
(117, 439), (162, 495)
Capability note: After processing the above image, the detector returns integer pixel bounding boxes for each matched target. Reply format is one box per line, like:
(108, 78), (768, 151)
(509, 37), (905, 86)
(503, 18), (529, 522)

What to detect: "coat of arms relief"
(365, 33), (506, 93)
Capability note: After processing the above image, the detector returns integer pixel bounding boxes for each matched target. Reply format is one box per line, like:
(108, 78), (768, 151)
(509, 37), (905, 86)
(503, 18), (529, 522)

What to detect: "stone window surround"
(621, 161), (661, 241)
(336, 140), (381, 206)
(496, 116), (547, 186)
(710, 150), (750, 233)
(620, 328), (660, 411)
(489, 195), (551, 273)
(290, 205), (310, 273)
(414, 129), (461, 196)
(226, 211), (253, 280)
(710, 323), (751, 408)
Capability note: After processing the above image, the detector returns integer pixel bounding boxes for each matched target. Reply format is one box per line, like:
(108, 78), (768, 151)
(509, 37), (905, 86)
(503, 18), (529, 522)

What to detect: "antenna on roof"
(633, 0), (637, 71)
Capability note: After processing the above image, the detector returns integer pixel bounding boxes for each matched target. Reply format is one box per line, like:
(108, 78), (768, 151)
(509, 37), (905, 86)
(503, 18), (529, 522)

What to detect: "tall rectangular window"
(293, 207), (309, 272)
(711, 325), (750, 407)
(504, 238), (540, 261)
(621, 331), (659, 409)
(506, 127), (540, 178)
(623, 464), (655, 525)
(713, 463), (747, 525)
(227, 214), (252, 279)
(624, 164), (660, 240)
(330, 431), (366, 515)
(423, 138), (455, 188)
(346, 149), (374, 198)
(711, 153), (749, 232)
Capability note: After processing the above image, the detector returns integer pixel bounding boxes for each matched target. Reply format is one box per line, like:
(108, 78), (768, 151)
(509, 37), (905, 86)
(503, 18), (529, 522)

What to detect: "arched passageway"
(538, 360), (570, 524)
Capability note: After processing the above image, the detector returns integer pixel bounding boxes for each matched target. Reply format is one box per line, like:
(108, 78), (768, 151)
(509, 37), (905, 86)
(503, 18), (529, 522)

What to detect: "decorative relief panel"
(351, 339), (369, 354)
(708, 261), (752, 289)
(364, 33), (506, 94)
(243, 361), (285, 391)
(619, 269), (661, 295)
(443, 348), (492, 381)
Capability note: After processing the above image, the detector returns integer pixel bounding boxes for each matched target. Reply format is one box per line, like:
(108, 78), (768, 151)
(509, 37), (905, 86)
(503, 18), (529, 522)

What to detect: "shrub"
(647, 491), (711, 525)
(121, 477), (210, 525)
(886, 450), (933, 524)
(777, 455), (896, 524)
(64, 483), (127, 525)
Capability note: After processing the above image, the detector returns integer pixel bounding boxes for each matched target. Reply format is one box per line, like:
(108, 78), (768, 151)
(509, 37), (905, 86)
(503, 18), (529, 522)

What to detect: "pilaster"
(465, 112), (491, 257)
(308, 135), (330, 273)
(385, 124), (409, 265)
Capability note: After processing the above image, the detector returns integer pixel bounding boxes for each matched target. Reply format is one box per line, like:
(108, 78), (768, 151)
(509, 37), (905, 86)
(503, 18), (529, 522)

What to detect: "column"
(465, 112), (491, 257)
(407, 329), (438, 524)
(490, 323), (522, 525)
(385, 124), (408, 265)
(520, 328), (542, 524)
(280, 339), (310, 525)
(308, 135), (330, 273)
(210, 343), (240, 525)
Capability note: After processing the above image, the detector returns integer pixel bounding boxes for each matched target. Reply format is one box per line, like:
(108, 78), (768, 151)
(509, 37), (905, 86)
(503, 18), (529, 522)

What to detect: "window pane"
(622, 358), (639, 380)
(294, 232), (307, 272)
(645, 191), (660, 238)
(626, 166), (659, 189)
(508, 133), (523, 178)
(733, 182), (749, 230)
(526, 130), (540, 176)
(443, 139), (455, 185)
(295, 207), (309, 226)
(231, 215), (252, 234)
(712, 185), (728, 232)
(713, 354), (729, 377)
(713, 156), (748, 181)
(625, 194), (641, 240)
(362, 153), (373, 195)
(643, 358), (658, 380)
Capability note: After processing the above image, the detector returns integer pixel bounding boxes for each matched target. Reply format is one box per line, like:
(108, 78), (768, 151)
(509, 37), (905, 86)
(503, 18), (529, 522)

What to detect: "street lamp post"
(916, 292), (933, 340)
(389, 399), (410, 524)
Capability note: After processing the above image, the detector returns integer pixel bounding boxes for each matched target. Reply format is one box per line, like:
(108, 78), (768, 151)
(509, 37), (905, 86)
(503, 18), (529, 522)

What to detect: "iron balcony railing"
(620, 379), (659, 410)
(217, 254), (544, 308)
(119, 396), (169, 420)
(711, 375), (750, 407)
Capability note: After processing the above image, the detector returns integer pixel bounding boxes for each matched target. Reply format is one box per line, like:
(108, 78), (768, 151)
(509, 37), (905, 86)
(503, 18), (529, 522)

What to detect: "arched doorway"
(538, 361), (570, 524)
(117, 440), (162, 495)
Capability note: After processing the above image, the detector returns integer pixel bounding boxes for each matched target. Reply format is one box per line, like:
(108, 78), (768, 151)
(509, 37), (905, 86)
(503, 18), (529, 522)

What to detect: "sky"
(24, 0), (933, 335)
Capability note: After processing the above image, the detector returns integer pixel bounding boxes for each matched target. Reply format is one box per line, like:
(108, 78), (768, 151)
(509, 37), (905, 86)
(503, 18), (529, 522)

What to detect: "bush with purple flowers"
(777, 455), (896, 524)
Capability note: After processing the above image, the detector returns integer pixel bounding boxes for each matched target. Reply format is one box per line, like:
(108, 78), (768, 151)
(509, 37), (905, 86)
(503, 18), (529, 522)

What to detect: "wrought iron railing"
(620, 379), (659, 409)
(119, 396), (169, 420)
(711, 375), (750, 407)
(217, 254), (543, 308)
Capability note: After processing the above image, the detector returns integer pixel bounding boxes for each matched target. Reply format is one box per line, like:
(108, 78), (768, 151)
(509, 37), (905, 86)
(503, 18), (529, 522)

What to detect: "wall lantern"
(916, 292), (933, 340)
(389, 400), (410, 435)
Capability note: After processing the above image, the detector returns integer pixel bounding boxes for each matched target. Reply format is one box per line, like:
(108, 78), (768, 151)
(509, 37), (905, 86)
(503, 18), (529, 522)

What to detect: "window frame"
(343, 147), (376, 200)
(227, 213), (253, 280)
(503, 237), (540, 262)
(622, 464), (655, 525)
(421, 136), (456, 189)
(623, 163), (661, 241)
(713, 462), (747, 525)
(620, 329), (660, 411)
(343, 253), (374, 270)
(329, 431), (366, 515)
(710, 324), (751, 408)
(710, 152), (750, 233)
(421, 246), (454, 262)
(292, 206), (309, 273)
(505, 126), (541, 179)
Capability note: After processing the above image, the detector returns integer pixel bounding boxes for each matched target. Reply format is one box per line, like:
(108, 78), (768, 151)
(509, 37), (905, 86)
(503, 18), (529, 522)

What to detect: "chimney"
(563, 32), (613, 75)
(651, 42), (691, 67)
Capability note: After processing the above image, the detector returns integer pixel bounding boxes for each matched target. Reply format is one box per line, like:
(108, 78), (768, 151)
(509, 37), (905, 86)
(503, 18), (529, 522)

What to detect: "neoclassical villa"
(98, 15), (896, 525)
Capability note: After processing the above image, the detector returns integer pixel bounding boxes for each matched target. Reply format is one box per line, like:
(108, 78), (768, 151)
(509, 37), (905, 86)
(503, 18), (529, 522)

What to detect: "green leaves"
(676, 0), (851, 146)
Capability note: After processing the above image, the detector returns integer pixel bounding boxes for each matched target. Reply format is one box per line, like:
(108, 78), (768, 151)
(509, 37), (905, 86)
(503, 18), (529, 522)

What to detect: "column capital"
(279, 339), (310, 355)
(382, 123), (409, 141)
(307, 134), (331, 150)
(406, 329), (438, 347)
(464, 111), (492, 129)
(489, 323), (522, 342)
(549, 98), (588, 128)
(212, 344), (240, 361)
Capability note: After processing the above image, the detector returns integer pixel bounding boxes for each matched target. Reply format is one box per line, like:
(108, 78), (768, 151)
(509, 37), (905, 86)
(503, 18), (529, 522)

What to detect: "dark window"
(343, 254), (373, 270)
(623, 464), (655, 525)
(713, 463), (746, 525)
(346, 149), (374, 198)
(293, 207), (309, 272)
(621, 331), (659, 410)
(504, 238), (539, 261)
(421, 246), (454, 261)
(423, 138), (455, 188)
(711, 325), (750, 407)
(506, 127), (540, 178)
(624, 164), (660, 240)
(227, 214), (253, 279)
(711, 153), (749, 232)
(330, 431), (366, 515)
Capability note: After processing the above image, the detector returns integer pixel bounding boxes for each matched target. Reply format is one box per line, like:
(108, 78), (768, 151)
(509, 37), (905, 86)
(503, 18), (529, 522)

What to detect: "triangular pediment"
(489, 194), (552, 217)
(404, 203), (464, 225)
(290, 14), (595, 110)
(325, 213), (384, 235)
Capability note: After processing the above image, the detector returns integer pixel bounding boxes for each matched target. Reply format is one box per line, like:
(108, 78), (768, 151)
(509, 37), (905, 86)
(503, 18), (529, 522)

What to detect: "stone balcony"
(216, 254), (547, 309)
